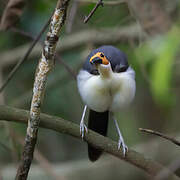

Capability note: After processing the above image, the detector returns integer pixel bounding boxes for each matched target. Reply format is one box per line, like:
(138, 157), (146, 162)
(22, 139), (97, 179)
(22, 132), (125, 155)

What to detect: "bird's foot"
(118, 138), (128, 157)
(80, 122), (88, 139)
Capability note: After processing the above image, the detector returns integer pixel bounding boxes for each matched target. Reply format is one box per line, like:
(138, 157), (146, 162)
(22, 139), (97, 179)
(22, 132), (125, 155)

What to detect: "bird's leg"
(80, 105), (88, 139)
(110, 112), (128, 156)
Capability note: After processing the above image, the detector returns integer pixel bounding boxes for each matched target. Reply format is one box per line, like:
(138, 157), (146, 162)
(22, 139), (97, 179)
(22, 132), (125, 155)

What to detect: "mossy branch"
(0, 105), (179, 180)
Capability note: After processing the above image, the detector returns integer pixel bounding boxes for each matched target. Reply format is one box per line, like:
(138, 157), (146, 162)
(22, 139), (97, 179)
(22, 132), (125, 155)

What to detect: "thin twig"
(139, 128), (180, 146)
(0, 68), (5, 104)
(56, 54), (77, 79)
(83, 0), (103, 23)
(0, 105), (180, 180)
(15, 1), (70, 179)
(79, 0), (124, 5)
(0, 14), (52, 93)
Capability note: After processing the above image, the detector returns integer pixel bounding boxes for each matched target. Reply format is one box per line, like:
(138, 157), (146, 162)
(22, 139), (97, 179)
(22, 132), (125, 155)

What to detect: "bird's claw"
(80, 122), (88, 139)
(118, 139), (128, 157)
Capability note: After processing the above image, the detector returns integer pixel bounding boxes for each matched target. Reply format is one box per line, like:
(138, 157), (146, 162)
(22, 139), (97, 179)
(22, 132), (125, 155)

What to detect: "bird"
(77, 45), (136, 161)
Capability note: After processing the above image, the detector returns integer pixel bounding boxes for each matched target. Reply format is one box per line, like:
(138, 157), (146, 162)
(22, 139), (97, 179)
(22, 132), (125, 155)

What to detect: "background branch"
(66, 0), (79, 33)
(154, 158), (180, 180)
(0, 24), (143, 68)
(0, 105), (180, 180)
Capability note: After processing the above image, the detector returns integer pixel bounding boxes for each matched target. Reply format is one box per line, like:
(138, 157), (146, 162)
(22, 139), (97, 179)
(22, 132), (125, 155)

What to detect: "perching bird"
(77, 45), (136, 161)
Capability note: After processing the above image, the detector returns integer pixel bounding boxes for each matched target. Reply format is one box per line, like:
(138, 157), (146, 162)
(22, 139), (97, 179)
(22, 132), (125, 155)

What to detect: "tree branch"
(0, 105), (180, 180)
(139, 128), (180, 146)
(15, 0), (70, 179)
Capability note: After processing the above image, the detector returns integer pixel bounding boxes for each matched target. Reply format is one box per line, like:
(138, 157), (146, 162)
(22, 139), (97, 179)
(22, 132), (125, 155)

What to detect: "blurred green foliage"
(136, 26), (180, 107)
(151, 27), (180, 106)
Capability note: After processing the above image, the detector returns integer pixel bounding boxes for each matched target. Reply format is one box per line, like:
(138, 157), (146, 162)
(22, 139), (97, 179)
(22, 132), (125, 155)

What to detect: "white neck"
(98, 63), (112, 79)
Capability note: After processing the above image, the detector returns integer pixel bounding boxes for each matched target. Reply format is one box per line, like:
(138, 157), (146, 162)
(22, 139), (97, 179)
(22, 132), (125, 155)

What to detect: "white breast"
(77, 67), (136, 112)
(110, 68), (136, 111)
(77, 70), (111, 112)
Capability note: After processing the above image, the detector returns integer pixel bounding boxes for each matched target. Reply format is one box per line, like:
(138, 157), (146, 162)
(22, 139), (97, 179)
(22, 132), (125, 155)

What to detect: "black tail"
(88, 109), (109, 162)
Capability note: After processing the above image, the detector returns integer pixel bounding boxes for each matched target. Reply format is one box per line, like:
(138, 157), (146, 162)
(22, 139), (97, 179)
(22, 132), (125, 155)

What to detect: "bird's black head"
(83, 45), (129, 75)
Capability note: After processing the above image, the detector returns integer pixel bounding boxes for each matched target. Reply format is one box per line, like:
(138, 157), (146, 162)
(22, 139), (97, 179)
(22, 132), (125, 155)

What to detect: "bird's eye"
(100, 53), (104, 57)
(115, 65), (128, 73)
(120, 66), (128, 72)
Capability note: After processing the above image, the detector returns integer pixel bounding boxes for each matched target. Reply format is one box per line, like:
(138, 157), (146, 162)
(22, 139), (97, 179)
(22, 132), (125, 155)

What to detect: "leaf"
(0, 0), (26, 30)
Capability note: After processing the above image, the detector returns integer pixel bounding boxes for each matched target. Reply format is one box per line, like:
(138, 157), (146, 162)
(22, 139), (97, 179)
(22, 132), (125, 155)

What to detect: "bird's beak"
(90, 57), (102, 65)
(89, 52), (109, 65)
